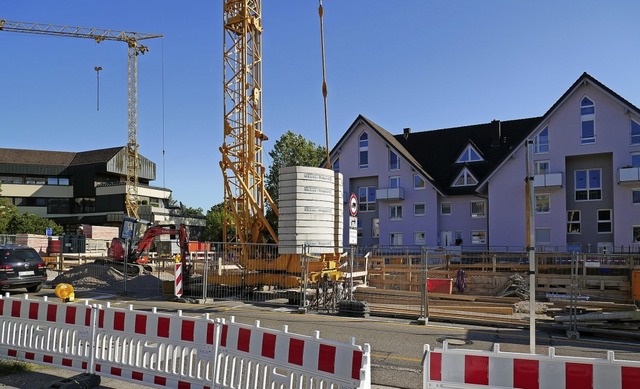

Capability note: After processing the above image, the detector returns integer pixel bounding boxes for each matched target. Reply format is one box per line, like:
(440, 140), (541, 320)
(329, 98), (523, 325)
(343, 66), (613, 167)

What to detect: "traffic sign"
(349, 193), (358, 216)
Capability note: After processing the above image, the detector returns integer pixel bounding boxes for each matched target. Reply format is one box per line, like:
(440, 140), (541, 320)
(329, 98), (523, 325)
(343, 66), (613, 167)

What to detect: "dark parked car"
(0, 245), (47, 293)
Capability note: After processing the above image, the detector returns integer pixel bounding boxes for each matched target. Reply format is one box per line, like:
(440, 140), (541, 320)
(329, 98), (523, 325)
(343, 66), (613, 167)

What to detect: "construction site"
(2, 1), (640, 340)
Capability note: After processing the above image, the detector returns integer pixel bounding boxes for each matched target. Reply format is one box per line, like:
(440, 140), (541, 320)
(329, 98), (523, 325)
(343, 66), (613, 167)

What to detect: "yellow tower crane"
(220, 0), (278, 244)
(0, 19), (162, 219)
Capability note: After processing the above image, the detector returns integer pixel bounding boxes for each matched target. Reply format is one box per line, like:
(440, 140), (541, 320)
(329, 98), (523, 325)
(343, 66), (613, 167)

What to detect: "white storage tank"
(278, 166), (343, 254)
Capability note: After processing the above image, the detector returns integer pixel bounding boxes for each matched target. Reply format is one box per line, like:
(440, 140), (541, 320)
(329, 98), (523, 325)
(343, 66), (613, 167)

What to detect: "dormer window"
(452, 167), (478, 187)
(580, 97), (595, 144)
(456, 144), (483, 163)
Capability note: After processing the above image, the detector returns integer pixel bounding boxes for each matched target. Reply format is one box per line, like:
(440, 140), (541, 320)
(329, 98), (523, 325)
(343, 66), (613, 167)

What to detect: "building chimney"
(491, 120), (501, 147)
(403, 127), (411, 140)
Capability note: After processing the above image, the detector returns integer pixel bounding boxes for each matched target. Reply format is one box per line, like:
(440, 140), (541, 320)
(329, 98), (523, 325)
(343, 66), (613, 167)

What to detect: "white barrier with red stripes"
(424, 341), (640, 389)
(0, 294), (94, 373)
(216, 316), (371, 389)
(0, 294), (372, 389)
(93, 302), (219, 388)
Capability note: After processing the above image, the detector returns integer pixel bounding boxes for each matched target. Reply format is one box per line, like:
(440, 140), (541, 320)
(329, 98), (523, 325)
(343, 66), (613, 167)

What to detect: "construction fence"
(3, 234), (639, 308)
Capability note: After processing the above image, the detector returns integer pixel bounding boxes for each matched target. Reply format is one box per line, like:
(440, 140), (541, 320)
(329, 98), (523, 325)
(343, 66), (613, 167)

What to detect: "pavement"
(0, 364), (401, 388)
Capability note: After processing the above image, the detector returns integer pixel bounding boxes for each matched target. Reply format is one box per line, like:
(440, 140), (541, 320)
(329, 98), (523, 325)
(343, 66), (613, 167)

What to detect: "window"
(535, 228), (551, 243)
(25, 177), (45, 185)
(534, 160), (550, 175)
(470, 200), (486, 218)
(632, 153), (640, 167)
(597, 209), (612, 233)
(471, 231), (486, 244)
(575, 169), (601, 200)
(567, 210), (581, 234)
(632, 119), (640, 145)
(389, 176), (400, 188)
(359, 132), (368, 168)
(452, 168), (478, 187)
(390, 204), (403, 220)
(414, 175), (426, 190)
(414, 203), (426, 216)
(390, 233), (403, 246)
(535, 194), (550, 213)
(48, 198), (69, 214)
(633, 190), (640, 204)
(441, 202), (452, 215)
(580, 97), (595, 144)
(414, 232), (426, 246)
(456, 145), (483, 163)
(633, 226), (640, 243)
(372, 218), (379, 238)
(534, 127), (549, 153)
(389, 150), (400, 170)
(332, 158), (340, 173)
(358, 186), (376, 212)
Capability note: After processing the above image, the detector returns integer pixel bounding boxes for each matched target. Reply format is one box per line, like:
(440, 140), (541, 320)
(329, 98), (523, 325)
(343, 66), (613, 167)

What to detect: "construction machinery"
(217, 1), (345, 290)
(0, 19), (162, 219)
(107, 217), (190, 276)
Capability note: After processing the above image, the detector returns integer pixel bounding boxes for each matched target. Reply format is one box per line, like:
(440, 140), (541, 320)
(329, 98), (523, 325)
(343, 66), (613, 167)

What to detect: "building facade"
(329, 73), (640, 253)
(0, 146), (204, 233)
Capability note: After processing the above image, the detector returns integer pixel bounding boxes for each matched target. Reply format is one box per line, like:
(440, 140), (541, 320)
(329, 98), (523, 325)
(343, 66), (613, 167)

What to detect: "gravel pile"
(46, 263), (174, 299)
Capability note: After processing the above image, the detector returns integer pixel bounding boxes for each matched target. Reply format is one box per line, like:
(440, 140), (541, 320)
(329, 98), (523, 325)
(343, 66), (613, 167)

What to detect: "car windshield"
(1, 249), (41, 264)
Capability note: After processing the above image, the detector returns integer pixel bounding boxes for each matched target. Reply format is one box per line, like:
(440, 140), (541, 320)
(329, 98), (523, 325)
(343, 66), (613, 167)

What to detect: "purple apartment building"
(328, 73), (640, 253)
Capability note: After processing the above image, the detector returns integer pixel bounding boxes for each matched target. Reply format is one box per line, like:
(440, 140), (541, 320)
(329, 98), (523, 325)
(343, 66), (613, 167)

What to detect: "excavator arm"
(131, 224), (190, 266)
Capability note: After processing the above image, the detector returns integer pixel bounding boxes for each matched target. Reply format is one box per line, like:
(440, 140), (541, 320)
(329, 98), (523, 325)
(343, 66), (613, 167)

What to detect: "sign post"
(348, 193), (358, 300)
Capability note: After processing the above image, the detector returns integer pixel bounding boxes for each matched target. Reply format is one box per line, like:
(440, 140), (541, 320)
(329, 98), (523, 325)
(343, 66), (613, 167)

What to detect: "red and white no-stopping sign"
(349, 193), (358, 216)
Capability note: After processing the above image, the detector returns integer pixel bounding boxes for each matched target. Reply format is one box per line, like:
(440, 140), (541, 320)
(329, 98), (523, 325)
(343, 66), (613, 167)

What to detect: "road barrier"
(424, 341), (640, 389)
(0, 293), (371, 389)
(217, 317), (370, 388)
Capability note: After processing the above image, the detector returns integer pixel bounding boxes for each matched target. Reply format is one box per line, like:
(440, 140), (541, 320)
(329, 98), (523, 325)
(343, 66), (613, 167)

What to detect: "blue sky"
(3, 1), (640, 211)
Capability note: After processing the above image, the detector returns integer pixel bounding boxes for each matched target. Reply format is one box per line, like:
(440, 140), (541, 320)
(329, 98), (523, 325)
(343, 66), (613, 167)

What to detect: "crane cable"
(318, 0), (331, 169)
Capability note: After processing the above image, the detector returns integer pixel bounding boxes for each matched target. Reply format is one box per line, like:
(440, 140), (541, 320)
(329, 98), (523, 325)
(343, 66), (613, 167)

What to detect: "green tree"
(5, 212), (63, 235)
(201, 202), (234, 242)
(0, 185), (18, 233)
(265, 130), (327, 206)
(264, 131), (326, 234)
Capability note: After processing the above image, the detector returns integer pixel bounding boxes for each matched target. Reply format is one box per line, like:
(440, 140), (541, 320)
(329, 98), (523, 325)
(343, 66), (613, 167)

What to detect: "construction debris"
(493, 274), (529, 299)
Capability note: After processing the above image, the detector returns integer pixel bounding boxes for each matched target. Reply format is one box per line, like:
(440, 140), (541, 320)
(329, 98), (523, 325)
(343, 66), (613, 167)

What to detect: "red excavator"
(107, 217), (190, 276)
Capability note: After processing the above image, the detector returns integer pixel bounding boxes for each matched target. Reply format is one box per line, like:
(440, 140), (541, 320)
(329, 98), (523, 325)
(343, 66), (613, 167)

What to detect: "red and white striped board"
(175, 262), (183, 298)
(425, 343), (640, 389)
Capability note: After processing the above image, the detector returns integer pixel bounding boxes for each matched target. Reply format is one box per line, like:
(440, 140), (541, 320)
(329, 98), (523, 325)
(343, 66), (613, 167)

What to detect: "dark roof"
(70, 147), (123, 166)
(0, 148), (75, 166)
(0, 146), (124, 168)
(394, 117), (543, 195)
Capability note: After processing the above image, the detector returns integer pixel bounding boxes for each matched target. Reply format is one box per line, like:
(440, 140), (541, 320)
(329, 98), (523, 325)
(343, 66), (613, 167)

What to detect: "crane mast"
(220, 0), (278, 244)
(0, 19), (162, 219)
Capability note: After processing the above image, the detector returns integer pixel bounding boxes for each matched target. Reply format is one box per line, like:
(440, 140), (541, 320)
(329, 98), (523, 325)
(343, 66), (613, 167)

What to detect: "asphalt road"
(3, 288), (640, 389)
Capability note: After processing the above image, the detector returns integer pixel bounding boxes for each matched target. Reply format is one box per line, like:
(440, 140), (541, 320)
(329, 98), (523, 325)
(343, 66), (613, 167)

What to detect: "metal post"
(123, 239), (129, 295)
(349, 245), (355, 301)
(525, 139), (537, 353)
(202, 244), (210, 301)
(418, 246), (429, 325)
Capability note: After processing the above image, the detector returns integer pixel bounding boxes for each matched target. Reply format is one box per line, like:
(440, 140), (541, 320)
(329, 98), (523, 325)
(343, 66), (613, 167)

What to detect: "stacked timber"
(353, 288), (526, 326)
(15, 234), (49, 255)
(81, 225), (118, 239)
(550, 299), (640, 330)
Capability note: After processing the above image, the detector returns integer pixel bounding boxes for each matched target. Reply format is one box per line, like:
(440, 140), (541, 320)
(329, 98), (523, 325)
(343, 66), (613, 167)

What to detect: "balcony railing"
(376, 187), (404, 201)
(533, 172), (563, 188)
(618, 166), (640, 183)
